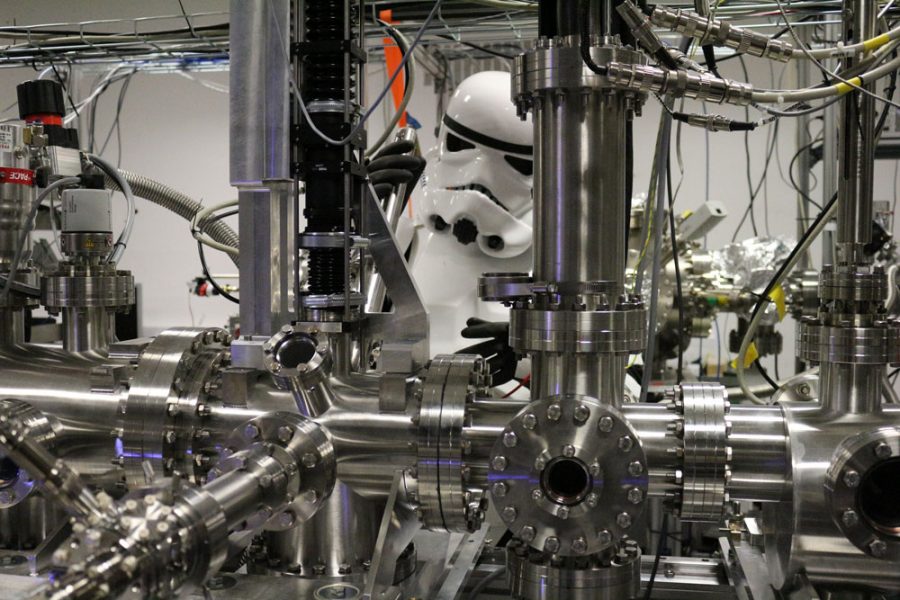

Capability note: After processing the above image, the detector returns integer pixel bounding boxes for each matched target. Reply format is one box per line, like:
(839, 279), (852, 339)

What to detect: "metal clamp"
(416, 354), (490, 533)
(671, 382), (732, 522)
(797, 319), (900, 365)
(510, 304), (647, 354)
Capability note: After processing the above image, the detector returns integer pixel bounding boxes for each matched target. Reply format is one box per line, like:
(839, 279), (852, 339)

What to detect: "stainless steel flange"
(825, 427), (900, 561)
(41, 263), (135, 310)
(670, 382), (732, 522)
(506, 538), (641, 600)
(818, 264), (887, 303)
(0, 399), (56, 508)
(797, 318), (900, 365)
(117, 327), (232, 484)
(488, 394), (649, 557)
(509, 304), (647, 354)
(219, 411), (336, 530)
(417, 354), (491, 533)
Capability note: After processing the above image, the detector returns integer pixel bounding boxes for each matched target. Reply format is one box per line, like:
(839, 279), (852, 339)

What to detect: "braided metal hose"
(104, 170), (240, 266)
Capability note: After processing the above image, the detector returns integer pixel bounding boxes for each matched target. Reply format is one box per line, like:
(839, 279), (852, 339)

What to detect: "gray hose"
(103, 170), (240, 266)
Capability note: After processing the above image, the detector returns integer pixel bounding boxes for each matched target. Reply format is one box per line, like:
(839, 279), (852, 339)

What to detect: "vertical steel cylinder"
(835, 0), (877, 264)
(533, 91), (628, 297)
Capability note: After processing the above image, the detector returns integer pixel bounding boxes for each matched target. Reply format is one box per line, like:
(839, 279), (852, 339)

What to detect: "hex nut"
(598, 529), (613, 545)
(618, 436), (634, 452)
(869, 539), (888, 558)
(522, 413), (537, 430)
(843, 469), (861, 488)
(547, 404), (562, 421)
(628, 461), (644, 476)
(616, 512), (633, 529)
(572, 537), (588, 553)
(598, 416), (614, 433)
(492, 455), (508, 471)
(501, 506), (518, 523)
(627, 487), (643, 504)
(301, 453), (318, 468)
(520, 525), (536, 542)
(875, 442), (893, 459)
(492, 482), (508, 498)
(841, 509), (859, 527)
(573, 405), (590, 423)
(544, 536), (561, 553)
(503, 431), (519, 448)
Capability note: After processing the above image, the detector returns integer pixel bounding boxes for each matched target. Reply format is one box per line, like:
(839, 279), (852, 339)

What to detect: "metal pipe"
(819, 362), (884, 414)
(61, 307), (112, 354)
(835, 0), (877, 264)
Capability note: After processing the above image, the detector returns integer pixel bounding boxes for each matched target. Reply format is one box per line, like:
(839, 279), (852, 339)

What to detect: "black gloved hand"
(456, 317), (519, 387)
(366, 139), (426, 202)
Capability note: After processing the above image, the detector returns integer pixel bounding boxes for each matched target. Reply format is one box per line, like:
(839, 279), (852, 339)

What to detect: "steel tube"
(835, 0), (877, 264)
(622, 403), (790, 503)
(62, 307), (112, 354)
(533, 91), (628, 296)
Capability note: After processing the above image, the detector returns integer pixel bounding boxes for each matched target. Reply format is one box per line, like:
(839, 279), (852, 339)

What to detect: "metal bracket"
(363, 470), (421, 600)
(362, 182), (429, 372)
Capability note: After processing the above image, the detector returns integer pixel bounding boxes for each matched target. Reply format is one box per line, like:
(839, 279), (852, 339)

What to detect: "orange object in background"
(379, 9), (407, 128)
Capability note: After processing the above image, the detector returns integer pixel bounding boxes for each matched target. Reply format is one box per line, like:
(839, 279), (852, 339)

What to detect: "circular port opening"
(541, 457), (591, 506)
(276, 334), (318, 369)
(0, 457), (19, 487)
(859, 457), (900, 535)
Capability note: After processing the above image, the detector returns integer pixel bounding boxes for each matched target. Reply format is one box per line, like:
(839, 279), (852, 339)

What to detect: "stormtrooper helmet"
(413, 71), (533, 258)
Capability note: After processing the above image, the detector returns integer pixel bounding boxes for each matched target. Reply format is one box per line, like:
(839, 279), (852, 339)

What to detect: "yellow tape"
(864, 33), (891, 52)
(769, 285), (787, 321)
(835, 77), (863, 95)
(730, 343), (759, 370)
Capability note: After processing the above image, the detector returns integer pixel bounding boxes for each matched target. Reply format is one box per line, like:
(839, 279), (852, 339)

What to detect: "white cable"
(0, 176), (81, 302)
(266, 0), (442, 147)
(736, 198), (838, 404)
(63, 65), (128, 125)
(767, 0), (900, 111)
(87, 154), (134, 264)
(752, 51), (900, 104)
(191, 200), (239, 258)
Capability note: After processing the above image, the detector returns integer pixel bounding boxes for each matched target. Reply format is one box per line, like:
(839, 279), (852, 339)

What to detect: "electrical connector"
(673, 112), (758, 132)
(650, 5), (794, 62)
(604, 62), (754, 105)
(616, 0), (680, 69)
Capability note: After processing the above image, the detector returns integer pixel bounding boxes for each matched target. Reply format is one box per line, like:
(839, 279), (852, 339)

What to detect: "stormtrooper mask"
(414, 71), (534, 258)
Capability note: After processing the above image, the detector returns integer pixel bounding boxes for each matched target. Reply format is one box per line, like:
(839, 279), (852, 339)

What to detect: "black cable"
(890, 367), (900, 383)
(48, 62), (79, 117)
(731, 105), (780, 241)
(667, 159), (685, 384)
(788, 138), (824, 211)
(747, 191), (839, 389)
(177, 0), (199, 38)
(644, 513), (669, 600)
(435, 33), (516, 59)
(756, 359), (779, 390)
(194, 209), (239, 304)
(98, 71), (135, 167)
(580, 2), (608, 76)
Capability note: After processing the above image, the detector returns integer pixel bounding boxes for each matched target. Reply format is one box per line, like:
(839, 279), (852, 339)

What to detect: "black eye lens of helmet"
(504, 155), (533, 176)
(446, 133), (476, 152)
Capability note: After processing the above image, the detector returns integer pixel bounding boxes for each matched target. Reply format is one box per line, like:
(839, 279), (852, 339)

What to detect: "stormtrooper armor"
(404, 71), (534, 357)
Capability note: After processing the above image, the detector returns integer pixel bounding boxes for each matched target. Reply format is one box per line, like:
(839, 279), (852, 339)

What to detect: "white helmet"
(413, 71), (533, 258)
